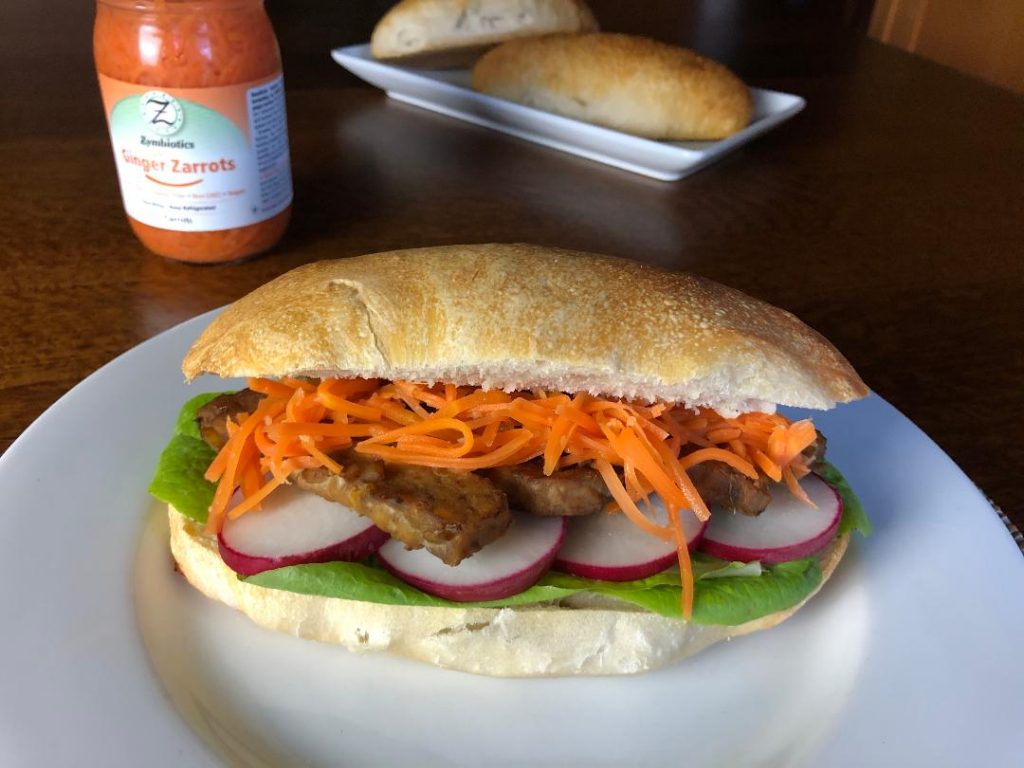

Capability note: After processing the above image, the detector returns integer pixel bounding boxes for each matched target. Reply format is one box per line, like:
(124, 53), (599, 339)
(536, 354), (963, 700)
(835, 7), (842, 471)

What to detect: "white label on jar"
(98, 73), (293, 232)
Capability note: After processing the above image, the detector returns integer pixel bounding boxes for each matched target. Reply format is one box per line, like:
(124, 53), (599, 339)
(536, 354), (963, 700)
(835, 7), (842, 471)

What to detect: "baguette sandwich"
(150, 243), (870, 676)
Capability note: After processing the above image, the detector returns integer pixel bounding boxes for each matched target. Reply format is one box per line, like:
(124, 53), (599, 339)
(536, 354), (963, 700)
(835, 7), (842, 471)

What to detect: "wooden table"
(1, 2), (1022, 533)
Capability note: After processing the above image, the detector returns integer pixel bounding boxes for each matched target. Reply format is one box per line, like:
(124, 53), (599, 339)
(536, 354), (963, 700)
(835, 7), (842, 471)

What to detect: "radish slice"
(378, 515), (566, 602)
(699, 474), (842, 564)
(554, 496), (706, 581)
(219, 485), (389, 576)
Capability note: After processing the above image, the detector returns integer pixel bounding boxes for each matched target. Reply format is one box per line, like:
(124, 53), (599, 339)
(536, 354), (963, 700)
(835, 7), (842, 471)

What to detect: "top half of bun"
(371, 0), (598, 68)
(182, 244), (867, 416)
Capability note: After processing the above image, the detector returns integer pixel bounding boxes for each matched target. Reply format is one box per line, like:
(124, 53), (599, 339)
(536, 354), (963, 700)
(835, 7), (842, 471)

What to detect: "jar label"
(98, 73), (292, 232)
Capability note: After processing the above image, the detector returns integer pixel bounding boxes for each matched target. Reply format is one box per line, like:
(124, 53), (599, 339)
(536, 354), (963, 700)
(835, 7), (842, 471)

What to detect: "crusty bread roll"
(371, 0), (599, 69)
(169, 507), (850, 677)
(472, 33), (753, 140)
(183, 243), (866, 416)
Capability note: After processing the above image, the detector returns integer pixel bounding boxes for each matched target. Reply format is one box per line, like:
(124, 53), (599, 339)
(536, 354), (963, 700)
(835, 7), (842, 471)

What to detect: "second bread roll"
(371, 0), (598, 68)
(472, 33), (753, 140)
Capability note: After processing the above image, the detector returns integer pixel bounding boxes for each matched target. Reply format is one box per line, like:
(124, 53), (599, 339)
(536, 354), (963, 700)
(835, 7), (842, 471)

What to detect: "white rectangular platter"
(332, 43), (805, 181)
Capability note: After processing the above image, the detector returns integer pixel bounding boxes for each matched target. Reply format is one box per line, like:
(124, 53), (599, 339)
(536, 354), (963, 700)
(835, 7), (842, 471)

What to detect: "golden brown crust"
(371, 0), (598, 66)
(168, 507), (850, 677)
(472, 33), (752, 140)
(182, 244), (867, 415)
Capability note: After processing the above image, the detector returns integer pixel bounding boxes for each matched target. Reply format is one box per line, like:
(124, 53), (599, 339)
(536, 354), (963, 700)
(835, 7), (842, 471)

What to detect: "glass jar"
(94, 0), (292, 263)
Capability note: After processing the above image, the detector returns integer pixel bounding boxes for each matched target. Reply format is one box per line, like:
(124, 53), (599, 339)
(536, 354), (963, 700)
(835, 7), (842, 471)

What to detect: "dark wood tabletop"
(1, 1), (1022, 531)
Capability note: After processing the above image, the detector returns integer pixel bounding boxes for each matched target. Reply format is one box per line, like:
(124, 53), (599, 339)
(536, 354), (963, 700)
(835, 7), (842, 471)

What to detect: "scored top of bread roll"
(371, 0), (599, 69)
(182, 244), (867, 416)
(472, 33), (753, 140)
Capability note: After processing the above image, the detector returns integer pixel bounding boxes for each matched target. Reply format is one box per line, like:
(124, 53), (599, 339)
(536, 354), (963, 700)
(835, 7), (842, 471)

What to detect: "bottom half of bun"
(168, 507), (850, 677)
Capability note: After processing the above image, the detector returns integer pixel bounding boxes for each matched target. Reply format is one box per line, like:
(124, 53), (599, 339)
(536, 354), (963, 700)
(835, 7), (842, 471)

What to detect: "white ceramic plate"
(1, 311), (1022, 766)
(331, 43), (805, 181)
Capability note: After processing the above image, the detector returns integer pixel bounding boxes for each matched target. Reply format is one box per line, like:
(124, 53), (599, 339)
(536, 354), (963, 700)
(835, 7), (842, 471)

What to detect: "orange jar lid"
(95, 0), (292, 263)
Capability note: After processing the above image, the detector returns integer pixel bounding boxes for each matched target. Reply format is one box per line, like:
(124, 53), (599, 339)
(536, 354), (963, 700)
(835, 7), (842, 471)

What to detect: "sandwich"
(472, 33), (752, 140)
(371, 0), (599, 68)
(150, 243), (870, 676)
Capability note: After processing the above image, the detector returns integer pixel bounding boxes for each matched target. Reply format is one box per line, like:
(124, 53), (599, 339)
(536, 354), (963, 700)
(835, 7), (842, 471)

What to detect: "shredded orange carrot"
(667, 505), (695, 618)
(543, 410), (576, 476)
(783, 464), (814, 507)
(201, 377), (821, 619)
(595, 459), (674, 541)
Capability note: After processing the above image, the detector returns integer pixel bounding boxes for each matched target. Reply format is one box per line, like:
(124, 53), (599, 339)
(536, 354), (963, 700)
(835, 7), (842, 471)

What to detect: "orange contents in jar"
(94, 0), (292, 263)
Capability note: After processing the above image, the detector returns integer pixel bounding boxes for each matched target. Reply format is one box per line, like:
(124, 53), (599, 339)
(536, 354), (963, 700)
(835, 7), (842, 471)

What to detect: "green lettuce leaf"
(688, 558), (822, 624)
(534, 556), (821, 624)
(150, 396), (868, 626)
(248, 559), (585, 609)
(819, 461), (871, 536)
(246, 555), (821, 624)
(148, 392), (229, 524)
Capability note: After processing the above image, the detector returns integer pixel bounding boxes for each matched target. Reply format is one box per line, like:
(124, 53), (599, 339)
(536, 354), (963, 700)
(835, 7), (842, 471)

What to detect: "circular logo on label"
(141, 90), (185, 136)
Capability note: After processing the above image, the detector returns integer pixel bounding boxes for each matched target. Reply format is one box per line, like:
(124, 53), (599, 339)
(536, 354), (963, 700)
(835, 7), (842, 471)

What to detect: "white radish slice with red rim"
(219, 484), (389, 576)
(554, 496), (706, 581)
(378, 515), (566, 602)
(699, 473), (842, 564)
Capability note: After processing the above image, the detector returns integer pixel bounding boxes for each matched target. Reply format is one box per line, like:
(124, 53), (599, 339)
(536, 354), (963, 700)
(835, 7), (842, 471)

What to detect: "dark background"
(3, 0), (875, 139)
